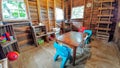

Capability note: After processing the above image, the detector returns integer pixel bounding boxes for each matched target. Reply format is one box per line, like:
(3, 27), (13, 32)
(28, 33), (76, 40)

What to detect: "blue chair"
(53, 42), (72, 68)
(83, 30), (92, 44)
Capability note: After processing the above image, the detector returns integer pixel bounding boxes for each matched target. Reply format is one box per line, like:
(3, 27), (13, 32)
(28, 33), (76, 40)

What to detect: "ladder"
(96, 0), (115, 41)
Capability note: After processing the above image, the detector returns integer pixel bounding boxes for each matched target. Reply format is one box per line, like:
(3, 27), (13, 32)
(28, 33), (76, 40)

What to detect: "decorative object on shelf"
(10, 36), (14, 41)
(52, 27), (60, 34)
(39, 23), (44, 26)
(7, 51), (19, 61)
(5, 32), (10, 41)
(86, 3), (92, 8)
(0, 36), (6, 44)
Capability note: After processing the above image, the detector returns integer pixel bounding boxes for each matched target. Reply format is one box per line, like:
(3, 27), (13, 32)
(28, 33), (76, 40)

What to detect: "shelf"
(36, 34), (47, 38)
(98, 7), (114, 10)
(95, 27), (111, 31)
(14, 27), (30, 32)
(98, 14), (113, 17)
(97, 21), (112, 24)
(32, 25), (45, 28)
(98, 0), (115, 3)
(47, 32), (55, 35)
(1, 40), (17, 48)
(96, 34), (109, 38)
(96, 36), (109, 41)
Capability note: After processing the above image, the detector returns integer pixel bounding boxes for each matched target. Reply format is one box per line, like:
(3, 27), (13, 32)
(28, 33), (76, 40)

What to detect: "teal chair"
(83, 30), (92, 44)
(53, 42), (72, 68)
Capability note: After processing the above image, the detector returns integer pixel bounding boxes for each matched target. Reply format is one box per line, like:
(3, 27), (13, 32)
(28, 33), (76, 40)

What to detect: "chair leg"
(69, 55), (73, 64)
(54, 53), (59, 61)
(61, 57), (68, 68)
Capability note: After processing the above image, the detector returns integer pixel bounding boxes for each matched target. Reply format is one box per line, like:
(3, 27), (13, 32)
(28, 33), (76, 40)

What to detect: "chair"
(83, 30), (92, 44)
(53, 42), (72, 68)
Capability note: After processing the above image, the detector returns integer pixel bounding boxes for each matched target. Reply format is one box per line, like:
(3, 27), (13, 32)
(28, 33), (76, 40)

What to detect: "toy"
(38, 39), (44, 45)
(49, 36), (54, 40)
(10, 36), (14, 41)
(7, 51), (19, 61)
(5, 32), (10, 41)
(0, 36), (7, 43)
(0, 36), (4, 40)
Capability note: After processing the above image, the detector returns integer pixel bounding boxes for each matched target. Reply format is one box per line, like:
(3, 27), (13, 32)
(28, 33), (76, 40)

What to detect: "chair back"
(83, 30), (92, 44)
(53, 42), (70, 57)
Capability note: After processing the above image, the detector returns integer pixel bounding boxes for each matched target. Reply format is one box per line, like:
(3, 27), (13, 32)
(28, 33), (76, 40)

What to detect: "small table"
(56, 31), (83, 66)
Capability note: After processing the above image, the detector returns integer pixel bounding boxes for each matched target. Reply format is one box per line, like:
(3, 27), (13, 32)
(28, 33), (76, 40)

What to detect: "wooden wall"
(114, 0), (120, 50)
(0, 0), (64, 47)
(27, 0), (39, 25)
(64, 0), (118, 36)
(84, 0), (93, 29)
(64, 0), (71, 20)
(0, 0), (2, 21)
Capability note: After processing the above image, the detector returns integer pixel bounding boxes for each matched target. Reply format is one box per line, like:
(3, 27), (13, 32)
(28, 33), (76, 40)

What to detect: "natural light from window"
(2, 0), (28, 21)
(55, 8), (64, 21)
(71, 6), (84, 19)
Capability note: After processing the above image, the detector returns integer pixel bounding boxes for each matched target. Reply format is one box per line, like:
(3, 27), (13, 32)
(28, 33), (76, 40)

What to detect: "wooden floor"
(9, 39), (120, 68)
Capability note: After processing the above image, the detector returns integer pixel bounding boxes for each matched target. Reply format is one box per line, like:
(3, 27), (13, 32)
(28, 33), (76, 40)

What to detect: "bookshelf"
(0, 25), (19, 58)
(96, 0), (115, 41)
(32, 25), (55, 46)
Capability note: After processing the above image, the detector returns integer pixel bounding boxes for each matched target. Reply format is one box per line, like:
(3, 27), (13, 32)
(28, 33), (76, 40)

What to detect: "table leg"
(73, 47), (76, 66)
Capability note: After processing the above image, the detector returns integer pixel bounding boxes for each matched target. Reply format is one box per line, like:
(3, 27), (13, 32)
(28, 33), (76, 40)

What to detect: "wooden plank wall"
(28, 0), (39, 25)
(64, 0), (71, 20)
(64, 0), (117, 36)
(84, 0), (93, 29)
(114, 0), (120, 50)
(0, 0), (64, 48)
(0, 0), (2, 21)
(68, 0), (85, 29)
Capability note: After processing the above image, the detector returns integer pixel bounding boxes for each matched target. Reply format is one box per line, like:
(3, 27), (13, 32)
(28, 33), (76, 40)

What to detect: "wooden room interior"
(0, 0), (120, 68)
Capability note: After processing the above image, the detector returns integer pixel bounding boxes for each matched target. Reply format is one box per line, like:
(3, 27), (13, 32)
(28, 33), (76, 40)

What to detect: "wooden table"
(56, 31), (83, 66)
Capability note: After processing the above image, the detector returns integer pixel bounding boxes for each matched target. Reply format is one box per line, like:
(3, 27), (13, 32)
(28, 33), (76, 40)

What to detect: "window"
(71, 6), (84, 19)
(55, 8), (64, 21)
(2, 0), (28, 21)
